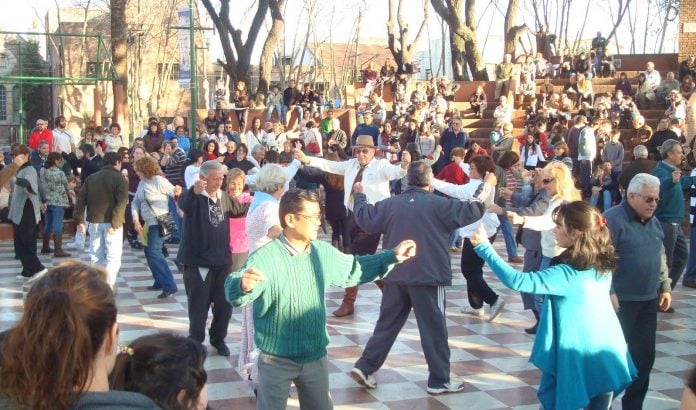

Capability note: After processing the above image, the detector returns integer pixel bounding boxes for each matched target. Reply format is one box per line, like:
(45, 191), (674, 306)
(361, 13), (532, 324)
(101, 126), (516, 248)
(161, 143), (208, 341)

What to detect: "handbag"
(306, 131), (321, 154)
(144, 196), (177, 238)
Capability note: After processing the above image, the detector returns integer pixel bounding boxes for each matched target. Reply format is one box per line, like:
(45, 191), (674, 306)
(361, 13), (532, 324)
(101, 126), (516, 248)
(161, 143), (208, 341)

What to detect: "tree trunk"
(111, 0), (128, 133)
(387, 0), (429, 67)
(503, 0), (526, 58)
(258, 0), (286, 95)
(449, 27), (468, 80)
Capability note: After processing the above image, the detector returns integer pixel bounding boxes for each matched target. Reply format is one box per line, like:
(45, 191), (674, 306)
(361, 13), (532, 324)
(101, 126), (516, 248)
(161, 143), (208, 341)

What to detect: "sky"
(0, 0), (679, 64)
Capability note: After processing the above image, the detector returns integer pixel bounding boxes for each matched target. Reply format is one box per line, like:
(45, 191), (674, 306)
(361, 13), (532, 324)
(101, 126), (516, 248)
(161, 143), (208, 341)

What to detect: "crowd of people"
(1, 53), (696, 409)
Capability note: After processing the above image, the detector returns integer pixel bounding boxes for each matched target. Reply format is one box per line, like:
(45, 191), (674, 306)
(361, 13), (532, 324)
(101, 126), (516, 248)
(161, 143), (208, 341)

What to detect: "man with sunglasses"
(294, 135), (411, 316)
(652, 139), (696, 296)
(605, 173), (672, 409)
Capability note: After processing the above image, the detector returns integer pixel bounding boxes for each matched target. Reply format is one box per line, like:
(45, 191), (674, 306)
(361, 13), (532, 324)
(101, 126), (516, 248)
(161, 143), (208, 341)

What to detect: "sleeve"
(432, 178), (474, 200)
(131, 183), (143, 222)
(328, 248), (399, 287)
(378, 160), (407, 181)
(178, 188), (198, 214)
(224, 254), (268, 307)
(658, 244), (672, 294)
(523, 205), (557, 231)
(475, 242), (575, 295)
(38, 169), (47, 203)
(261, 203), (281, 236)
(353, 193), (386, 234)
(307, 157), (349, 175)
(507, 193), (550, 217)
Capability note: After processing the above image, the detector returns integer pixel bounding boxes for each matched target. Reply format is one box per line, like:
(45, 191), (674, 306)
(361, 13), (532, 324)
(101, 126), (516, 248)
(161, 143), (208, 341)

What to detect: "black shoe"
(147, 285), (162, 291)
(165, 238), (180, 245)
(157, 290), (177, 299)
(130, 240), (143, 249)
(525, 323), (538, 334)
(212, 341), (230, 356)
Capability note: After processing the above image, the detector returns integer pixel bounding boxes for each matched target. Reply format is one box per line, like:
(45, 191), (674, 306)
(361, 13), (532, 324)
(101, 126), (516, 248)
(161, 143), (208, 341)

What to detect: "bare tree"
(201, 0), (268, 92)
(503, 0), (528, 57)
(656, 0), (679, 53)
(258, 0), (287, 95)
(431, 0), (489, 80)
(387, 0), (429, 68)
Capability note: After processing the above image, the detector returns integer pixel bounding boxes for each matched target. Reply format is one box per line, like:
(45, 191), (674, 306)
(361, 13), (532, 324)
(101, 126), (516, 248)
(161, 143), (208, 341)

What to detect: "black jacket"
(353, 188), (485, 286)
(177, 188), (250, 268)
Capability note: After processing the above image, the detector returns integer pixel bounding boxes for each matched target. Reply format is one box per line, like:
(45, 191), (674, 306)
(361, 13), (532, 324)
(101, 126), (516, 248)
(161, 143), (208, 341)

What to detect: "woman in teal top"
(471, 201), (636, 410)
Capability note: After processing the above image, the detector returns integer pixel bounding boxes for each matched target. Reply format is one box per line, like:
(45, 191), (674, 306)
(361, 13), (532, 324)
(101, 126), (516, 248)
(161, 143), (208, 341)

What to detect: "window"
(274, 56), (292, 66)
(0, 86), (6, 121)
(157, 63), (180, 80)
(0, 53), (6, 70)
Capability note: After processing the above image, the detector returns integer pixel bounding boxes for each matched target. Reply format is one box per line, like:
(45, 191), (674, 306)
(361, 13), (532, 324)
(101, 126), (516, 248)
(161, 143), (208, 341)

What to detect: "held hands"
(401, 150), (411, 169)
(672, 170), (681, 183)
(173, 185), (183, 197)
(470, 225), (489, 246)
(353, 181), (365, 194)
(507, 211), (525, 225)
(488, 203), (504, 215)
(293, 146), (309, 164)
(498, 187), (512, 200)
(393, 239), (417, 262)
(240, 267), (266, 293)
(193, 179), (207, 195)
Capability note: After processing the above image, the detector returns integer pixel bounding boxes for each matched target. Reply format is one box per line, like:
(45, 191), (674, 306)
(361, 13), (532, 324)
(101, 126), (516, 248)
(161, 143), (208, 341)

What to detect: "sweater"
(0, 391), (161, 410)
(475, 242), (637, 410)
(225, 239), (398, 363)
(601, 141), (624, 171)
(605, 201), (671, 300)
(74, 166), (129, 229)
(131, 176), (175, 227)
(652, 160), (696, 223)
(8, 163), (41, 225)
(177, 188), (250, 267)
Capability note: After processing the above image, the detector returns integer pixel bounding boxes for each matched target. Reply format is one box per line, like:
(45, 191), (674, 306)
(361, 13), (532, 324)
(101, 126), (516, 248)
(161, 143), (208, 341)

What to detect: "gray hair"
(251, 144), (267, 156)
(627, 173), (660, 195)
(660, 139), (681, 158)
(255, 163), (288, 194)
(200, 160), (223, 177)
(633, 145), (648, 159)
(406, 161), (433, 188)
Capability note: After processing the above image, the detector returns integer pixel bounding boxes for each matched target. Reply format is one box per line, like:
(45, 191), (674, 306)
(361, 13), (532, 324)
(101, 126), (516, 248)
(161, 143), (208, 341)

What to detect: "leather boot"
(53, 236), (71, 258)
(333, 286), (358, 317)
(41, 234), (52, 254)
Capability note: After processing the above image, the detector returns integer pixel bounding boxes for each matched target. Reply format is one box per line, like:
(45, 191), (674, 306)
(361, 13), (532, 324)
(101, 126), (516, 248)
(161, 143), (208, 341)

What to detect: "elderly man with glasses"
(294, 135), (411, 316)
(28, 119), (53, 152)
(605, 173), (672, 409)
(434, 116), (468, 174)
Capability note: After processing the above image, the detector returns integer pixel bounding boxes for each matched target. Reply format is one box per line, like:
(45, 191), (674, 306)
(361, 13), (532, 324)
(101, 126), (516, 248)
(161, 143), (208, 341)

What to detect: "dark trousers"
(183, 264), (233, 344)
(660, 222), (688, 288)
(355, 285), (450, 388)
(328, 215), (349, 251)
(14, 201), (45, 277)
(461, 236), (499, 309)
(617, 298), (658, 410)
(346, 211), (381, 255)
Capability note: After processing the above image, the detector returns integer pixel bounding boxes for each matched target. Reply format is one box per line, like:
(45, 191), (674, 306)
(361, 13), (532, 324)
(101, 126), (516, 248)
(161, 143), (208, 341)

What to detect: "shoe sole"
(350, 369), (376, 389)
(427, 387), (465, 395)
(460, 310), (484, 317)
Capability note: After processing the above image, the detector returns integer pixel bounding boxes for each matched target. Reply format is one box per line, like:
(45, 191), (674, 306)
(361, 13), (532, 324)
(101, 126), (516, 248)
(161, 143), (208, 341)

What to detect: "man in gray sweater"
(605, 173), (672, 410)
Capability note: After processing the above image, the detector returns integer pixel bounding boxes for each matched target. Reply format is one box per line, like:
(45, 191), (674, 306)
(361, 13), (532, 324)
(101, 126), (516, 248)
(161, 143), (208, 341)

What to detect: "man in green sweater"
(225, 189), (415, 410)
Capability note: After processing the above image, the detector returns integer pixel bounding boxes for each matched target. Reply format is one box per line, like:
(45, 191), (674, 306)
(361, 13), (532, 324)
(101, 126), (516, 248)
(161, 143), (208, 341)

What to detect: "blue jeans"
(88, 222), (123, 286)
(168, 196), (181, 241)
(145, 224), (178, 293)
(266, 103), (282, 122)
(448, 230), (462, 247)
(281, 104), (302, 126)
(589, 190), (613, 211)
(498, 214), (518, 258)
(44, 205), (65, 235)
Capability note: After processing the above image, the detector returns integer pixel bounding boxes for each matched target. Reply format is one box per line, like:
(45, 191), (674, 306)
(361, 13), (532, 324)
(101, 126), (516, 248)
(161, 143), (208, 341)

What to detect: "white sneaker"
(460, 306), (484, 317)
(427, 381), (465, 395)
(15, 274), (28, 280)
(488, 298), (506, 322)
(350, 367), (377, 389)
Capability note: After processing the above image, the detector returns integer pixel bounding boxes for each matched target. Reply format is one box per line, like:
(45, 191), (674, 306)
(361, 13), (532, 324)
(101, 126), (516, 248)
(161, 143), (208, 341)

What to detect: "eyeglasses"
(354, 148), (373, 154)
(636, 194), (660, 204)
(295, 213), (322, 224)
(542, 178), (554, 184)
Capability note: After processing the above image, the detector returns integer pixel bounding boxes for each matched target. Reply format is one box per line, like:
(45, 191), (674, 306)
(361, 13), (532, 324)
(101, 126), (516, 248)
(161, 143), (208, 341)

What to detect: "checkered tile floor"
(1, 234), (694, 409)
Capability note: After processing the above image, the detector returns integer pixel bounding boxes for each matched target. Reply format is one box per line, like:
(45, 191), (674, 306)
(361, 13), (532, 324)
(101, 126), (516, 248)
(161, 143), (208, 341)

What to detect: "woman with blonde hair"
(503, 161), (581, 332)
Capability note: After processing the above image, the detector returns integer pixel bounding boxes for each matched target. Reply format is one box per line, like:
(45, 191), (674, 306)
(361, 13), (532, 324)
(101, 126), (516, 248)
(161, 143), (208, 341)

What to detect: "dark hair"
(470, 155), (495, 175)
(188, 148), (204, 163)
(306, 121), (315, 128)
(279, 189), (319, 229)
(0, 262), (116, 409)
(109, 333), (207, 410)
(551, 201), (616, 273)
(102, 151), (121, 166)
(265, 150), (280, 164)
(235, 143), (249, 156)
(110, 122), (121, 132)
(54, 115), (65, 127)
(498, 151), (520, 169)
(45, 152), (63, 168)
(279, 151), (294, 164)
(175, 125), (187, 134)
(11, 144), (30, 157)
(406, 161), (432, 187)
(79, 143), (95, 157)
(205, 140), (220, 155)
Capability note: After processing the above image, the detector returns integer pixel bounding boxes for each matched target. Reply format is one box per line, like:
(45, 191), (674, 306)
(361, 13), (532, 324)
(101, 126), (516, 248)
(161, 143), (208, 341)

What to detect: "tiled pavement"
(0, 235), (694, 409)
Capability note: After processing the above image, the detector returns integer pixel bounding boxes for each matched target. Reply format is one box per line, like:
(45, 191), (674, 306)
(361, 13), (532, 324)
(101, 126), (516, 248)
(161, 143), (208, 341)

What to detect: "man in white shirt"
(52, 115), (74, 155)
(294, 135), (411, 316)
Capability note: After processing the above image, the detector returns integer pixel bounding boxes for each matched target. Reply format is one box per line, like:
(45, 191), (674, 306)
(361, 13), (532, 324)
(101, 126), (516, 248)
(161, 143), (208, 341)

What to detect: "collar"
(278, 233), (311, 255)
(202, 189), (222, 200)
(660, 160), (676, 170)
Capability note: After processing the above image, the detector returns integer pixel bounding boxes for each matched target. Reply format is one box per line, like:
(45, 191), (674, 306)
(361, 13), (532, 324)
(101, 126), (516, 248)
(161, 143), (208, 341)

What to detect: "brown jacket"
(74, 166), (128, 229)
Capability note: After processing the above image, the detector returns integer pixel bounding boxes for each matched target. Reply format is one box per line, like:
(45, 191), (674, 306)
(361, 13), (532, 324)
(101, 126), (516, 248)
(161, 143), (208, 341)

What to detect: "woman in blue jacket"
(471, 201), (636, 410)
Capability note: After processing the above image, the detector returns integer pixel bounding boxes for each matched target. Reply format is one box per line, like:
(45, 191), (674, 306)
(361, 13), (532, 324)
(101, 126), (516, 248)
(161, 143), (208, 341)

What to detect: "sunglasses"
(354, 148), (373, 154)
(636, 194), (660, 204)
(542, 178), (554, 184)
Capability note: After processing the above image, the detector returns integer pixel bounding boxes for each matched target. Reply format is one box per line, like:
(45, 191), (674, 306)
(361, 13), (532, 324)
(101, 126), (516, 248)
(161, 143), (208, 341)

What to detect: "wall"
(681, 1), (696, 61)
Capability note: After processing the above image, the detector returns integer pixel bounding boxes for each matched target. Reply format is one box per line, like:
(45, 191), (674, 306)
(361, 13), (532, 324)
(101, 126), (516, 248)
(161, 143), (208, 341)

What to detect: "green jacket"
(74, 166), (128, 229)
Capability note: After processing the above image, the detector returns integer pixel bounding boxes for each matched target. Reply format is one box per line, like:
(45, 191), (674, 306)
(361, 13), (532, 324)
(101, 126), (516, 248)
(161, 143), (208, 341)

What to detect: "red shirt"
(436, 162), (469, 185)
(28, 129), (53, 151)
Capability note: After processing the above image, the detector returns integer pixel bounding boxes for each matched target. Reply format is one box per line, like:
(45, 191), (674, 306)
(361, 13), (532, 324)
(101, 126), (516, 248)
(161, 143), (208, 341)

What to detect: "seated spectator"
(265, 85), (283, 123)
(618, 145), (655, 191)
(437, 76), (461, 101)
(517, 73), (536, 108)
(535, 53), (552, 79)
(589, 161), (618, 211)
(493, 96), (513, 123)
(679, 56), (696, 80)
(203, 140), (222, 162)
(520, 133), (545, 170)
(681, 74), (695, 99)
(110, 333), (208, 410)
(0, 262), (159, 409)
(666, 91), (687, 121)
(647, 117), (678, 160)
(463, 140), (488, 163)
(657, 72), (681, 105)
(614, 72), (633, 96)
(599, 53), (615, 78)
(299, 83), (318, 117)
(577, 74), (594, 106)
(469, 85), (487, 118)
(550, 141), (573, 170)
(563, 74), (580, 105)
(539, 77), (554, 105)
(629, 115), (653, 149)
(636, 63), (661, 108)
(574, 52), (593, 79)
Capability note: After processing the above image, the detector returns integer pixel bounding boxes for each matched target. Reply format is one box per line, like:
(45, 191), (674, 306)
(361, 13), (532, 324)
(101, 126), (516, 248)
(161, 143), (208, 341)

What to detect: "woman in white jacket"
(431, 155), (506, 322)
